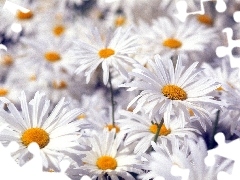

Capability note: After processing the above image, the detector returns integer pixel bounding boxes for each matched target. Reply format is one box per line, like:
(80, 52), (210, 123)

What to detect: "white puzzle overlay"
(1, 0), (240, 180)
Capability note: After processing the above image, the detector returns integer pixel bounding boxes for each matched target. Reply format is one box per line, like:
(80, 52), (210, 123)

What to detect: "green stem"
(210, 109), (220, 149)
(153, 119), (164, 143)
(147, 119), (164, 153)
(108, 71), (115, 126)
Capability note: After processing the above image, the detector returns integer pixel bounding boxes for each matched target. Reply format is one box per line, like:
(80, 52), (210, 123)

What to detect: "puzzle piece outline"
(175, 0), (227, 21)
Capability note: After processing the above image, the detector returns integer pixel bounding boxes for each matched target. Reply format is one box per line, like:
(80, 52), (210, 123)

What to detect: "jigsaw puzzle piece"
(171, 164), (190, 180)
(175, 0), (227, 22)
(217, 171), (239, 180)
(216, 27), (240, 72)
(205, 132), (240, 180)
(80, 175), (92, 180)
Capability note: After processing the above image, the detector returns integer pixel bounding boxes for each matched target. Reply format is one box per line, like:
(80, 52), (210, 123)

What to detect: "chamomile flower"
(0, 91), (83, 169)
(20, 33), (75, 75)
(201, 58), (240, 108)
(122, 55), (223, 130)
(139, 138), (233, 180)
(81, 107), (126, 138)
(147, 16), (218, 59)
(139, 138), (190, 180)
(8, 0), (43, 35)
(118, 110), (199, 155)
(72, 26), (138, 85)
(80, 128), (142, 180)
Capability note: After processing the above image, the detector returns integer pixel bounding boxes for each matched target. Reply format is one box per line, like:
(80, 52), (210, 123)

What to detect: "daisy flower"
(0, 91), (83, 169)
(7, 0), (43, 35)
(122, 55), (223, 130)
(72, 26), (138, 85)
(139, 138), (191, 180)
(201, 57), (240, 108)
(80, 107), (128, 138)
(118, 110), (199, 155)
(80, 128), (142, 180)
(147, 16), (218, 59)
(19, 33), (75, 75)
(139, 138), (233, 180)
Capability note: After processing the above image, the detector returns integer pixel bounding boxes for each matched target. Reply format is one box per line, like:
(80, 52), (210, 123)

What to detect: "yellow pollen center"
(2, 55), (13, 66)
(197, 14), (213, 26)
(189, 109), (195, 116)
(52, 80), (67, 89)
(106, 124), (120, 133)
(96, 156), (117, 170)
(53, 25), (65, 36)
(127, 107), (134, 112)
(149, 124), (171, 136)
(216, 86), (224, 91)
(115, 16), (126, 27)
(163, 38), (182, 49)
(16, 10), (33, 20)
(77, 113), (86, 120)
(162, 84), (187, 100)
(21, 128), (50, 149)
(98, 48), (115, 58)
(29, 74), (37, 81)
(44, 51), (61, 62)
(0, 88), (8, 96)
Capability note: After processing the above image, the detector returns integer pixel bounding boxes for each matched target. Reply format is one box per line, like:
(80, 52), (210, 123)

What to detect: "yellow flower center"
(188, 109), (194, 116)
(0, 88), (8, 96)
(44, 51), (61, 62)
(2, 55), (13, 66)
(98, 48), (115, 59)
(197, 14), (213, 26)
(115, 16), (126, 27)
(52, 80), (67, 89)
(163, 38), (182, 49)
(16, 10), (33, 20)
(53, 25), (65, 36)
(96, 156), (117, 170)
(29, 74), (37, 81)
(21, 128), (50, 149)
(106, 124), (120, 133)
(216, 86), (224, 91)
(77, 113), (86, 120)
(162, 84), (187, 100)
(149, 124), (171, 136)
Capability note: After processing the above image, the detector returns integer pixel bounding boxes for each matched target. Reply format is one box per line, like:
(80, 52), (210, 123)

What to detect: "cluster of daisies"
(0, 0), (240, 179)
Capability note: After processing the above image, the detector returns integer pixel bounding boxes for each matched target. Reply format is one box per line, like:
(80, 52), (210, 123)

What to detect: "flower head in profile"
(80, 128), (142, 180)
(122, 55), (223, 130)
(117, 110), (199, 155)
(72, 27), (138, 85)
(0, 91), (83, 170)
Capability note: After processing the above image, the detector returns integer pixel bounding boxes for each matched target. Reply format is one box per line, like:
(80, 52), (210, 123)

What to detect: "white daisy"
(139, 138), (233, 180)
(122, 55), (223, 130)
(0, 91), (83, 169)
(19, 33), (75, 75)
(139, 138), (191, 180)
(80, 107), (128, 139)
(201, 57), (240, 108)
(80, 128), (142, 180)
(147, 16), (218, 58)
(72, 26), (138, 85)
(118, 110), (199, 155)
(7, 0), (43, 35)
